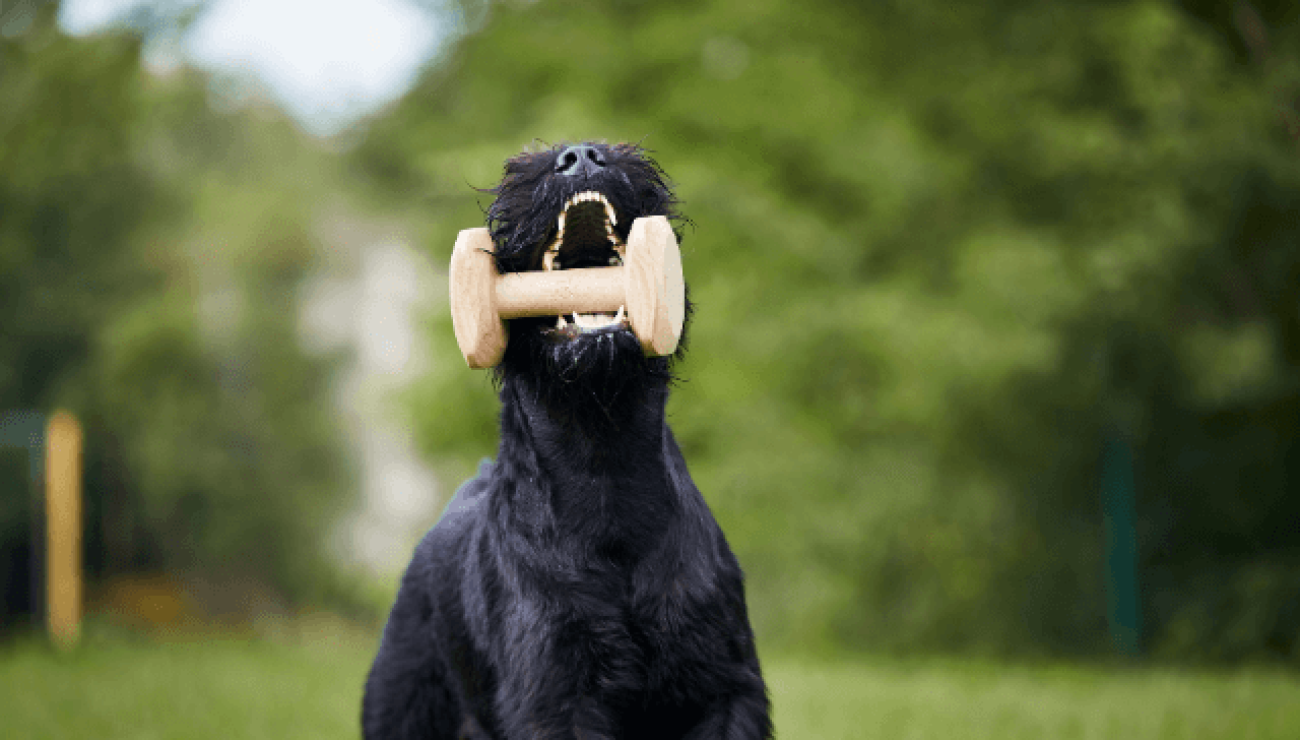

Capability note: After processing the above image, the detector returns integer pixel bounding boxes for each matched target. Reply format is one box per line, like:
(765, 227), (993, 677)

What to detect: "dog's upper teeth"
(549, 191), (620, 271)
(560, 191), (614, 219)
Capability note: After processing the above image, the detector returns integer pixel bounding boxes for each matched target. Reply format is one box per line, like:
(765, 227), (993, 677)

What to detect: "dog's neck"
(493, 373), (678, 559)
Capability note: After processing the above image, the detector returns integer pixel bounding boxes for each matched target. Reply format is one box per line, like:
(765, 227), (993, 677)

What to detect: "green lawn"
(771, 659), (1299, 740)
(1, 630), (1297, 739)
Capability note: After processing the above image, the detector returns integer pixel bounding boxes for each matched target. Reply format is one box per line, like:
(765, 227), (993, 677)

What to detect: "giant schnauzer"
(362, 142), (772, 740)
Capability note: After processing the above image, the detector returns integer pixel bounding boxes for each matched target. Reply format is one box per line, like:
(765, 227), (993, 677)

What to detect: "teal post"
(0, 410), (45, 486)
(0, 411), (46, 628)
(1101, 433), (1141, 656)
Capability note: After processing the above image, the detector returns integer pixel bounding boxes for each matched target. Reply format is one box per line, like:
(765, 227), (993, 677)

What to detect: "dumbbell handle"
(496, 267), (625, 319)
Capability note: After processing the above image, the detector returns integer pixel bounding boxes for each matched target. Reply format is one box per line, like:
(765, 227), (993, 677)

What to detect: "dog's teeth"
(554, 192), (622, 264)
(576, 312), (621, 330)
(557, 315), (567, 329)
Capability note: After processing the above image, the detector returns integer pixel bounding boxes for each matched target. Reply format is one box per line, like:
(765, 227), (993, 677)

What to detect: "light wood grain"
(497, 268), (625, 318)
(45, 410), (82, 650)
(449, 228), (507, 368)
(626, 216), (683, 356)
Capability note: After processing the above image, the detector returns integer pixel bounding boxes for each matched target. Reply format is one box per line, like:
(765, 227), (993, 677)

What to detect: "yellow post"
(45, 411), (83, 649)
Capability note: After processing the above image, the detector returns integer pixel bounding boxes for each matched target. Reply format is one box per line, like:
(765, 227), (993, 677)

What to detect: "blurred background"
(2, 0), (1300, 736)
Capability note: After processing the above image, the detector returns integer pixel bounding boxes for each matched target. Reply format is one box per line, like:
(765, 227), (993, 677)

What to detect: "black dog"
(362, 142), (771, 739)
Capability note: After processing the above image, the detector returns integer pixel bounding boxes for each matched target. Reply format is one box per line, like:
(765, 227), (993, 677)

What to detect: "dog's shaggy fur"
(362, 142), (771, 740)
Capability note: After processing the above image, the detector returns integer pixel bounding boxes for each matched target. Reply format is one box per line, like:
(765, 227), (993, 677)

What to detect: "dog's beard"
(497, 315), (673, 430)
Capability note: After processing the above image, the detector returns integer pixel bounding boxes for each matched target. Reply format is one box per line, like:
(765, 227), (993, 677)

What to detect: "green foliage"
(0, 7), (155, 408)
(355, 0), (1300, 660)
(0, 7), (359, 609)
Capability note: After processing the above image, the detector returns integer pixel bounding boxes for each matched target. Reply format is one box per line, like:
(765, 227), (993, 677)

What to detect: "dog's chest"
(548, 559), (731, 700)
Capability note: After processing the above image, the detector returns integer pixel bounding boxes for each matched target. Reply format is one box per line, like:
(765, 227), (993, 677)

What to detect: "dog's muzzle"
(542, 190), (630, 338)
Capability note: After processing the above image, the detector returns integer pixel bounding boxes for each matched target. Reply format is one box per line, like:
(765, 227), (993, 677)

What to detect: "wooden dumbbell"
(449, 215), (684, 368)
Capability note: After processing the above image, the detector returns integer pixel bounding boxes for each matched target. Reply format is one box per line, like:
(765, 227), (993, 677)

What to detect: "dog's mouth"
(540, 190), (629, 339)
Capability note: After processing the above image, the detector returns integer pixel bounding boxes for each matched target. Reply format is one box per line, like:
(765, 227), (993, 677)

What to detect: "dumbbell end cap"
(626, 216), (684, 357)
(450, 228), (507, 368)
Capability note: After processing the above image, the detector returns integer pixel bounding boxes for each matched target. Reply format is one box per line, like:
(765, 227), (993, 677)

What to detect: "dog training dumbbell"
(449, 215), (684, 368)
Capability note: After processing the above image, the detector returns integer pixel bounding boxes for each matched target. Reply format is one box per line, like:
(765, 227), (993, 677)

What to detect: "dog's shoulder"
(409, 457), (494, 565)
(662, 429), (727, 535)
(441, 457), (495, 520)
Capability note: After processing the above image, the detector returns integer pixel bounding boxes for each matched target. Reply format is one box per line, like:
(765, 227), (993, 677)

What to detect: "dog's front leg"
(570, 696), (619, 740)
(683, 688), (773, 740)
(496, 692), (619, 740)
(362, 559), (464, 740)
(495, 669), (619, 740)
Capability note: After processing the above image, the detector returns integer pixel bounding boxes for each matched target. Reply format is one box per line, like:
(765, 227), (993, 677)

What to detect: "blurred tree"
(0, 3), (361, 622)
(355, 0), (1300, 661)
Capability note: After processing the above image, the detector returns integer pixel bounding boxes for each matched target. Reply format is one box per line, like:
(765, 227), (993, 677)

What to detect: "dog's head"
(484, 142), (689, 415)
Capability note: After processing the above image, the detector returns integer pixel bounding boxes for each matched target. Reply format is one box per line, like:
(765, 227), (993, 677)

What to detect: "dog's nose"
(555, 145), (606, 178)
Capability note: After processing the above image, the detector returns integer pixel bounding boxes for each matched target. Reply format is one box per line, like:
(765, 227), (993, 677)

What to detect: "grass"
(1, 627), (1297, 739)
(770, 658), (1300, 740)
(0, 623), (372, 740)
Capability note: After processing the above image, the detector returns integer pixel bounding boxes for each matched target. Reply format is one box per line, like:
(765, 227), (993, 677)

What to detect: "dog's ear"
(604, 143), (681, 226)
(485, 149), (562, 264)
(503, 148), (556, 178)
(495, 149), (555, 200)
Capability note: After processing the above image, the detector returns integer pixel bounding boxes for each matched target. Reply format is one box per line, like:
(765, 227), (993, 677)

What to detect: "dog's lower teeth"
(554, 311), (626, 333)
(574, 312), (611, 328)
